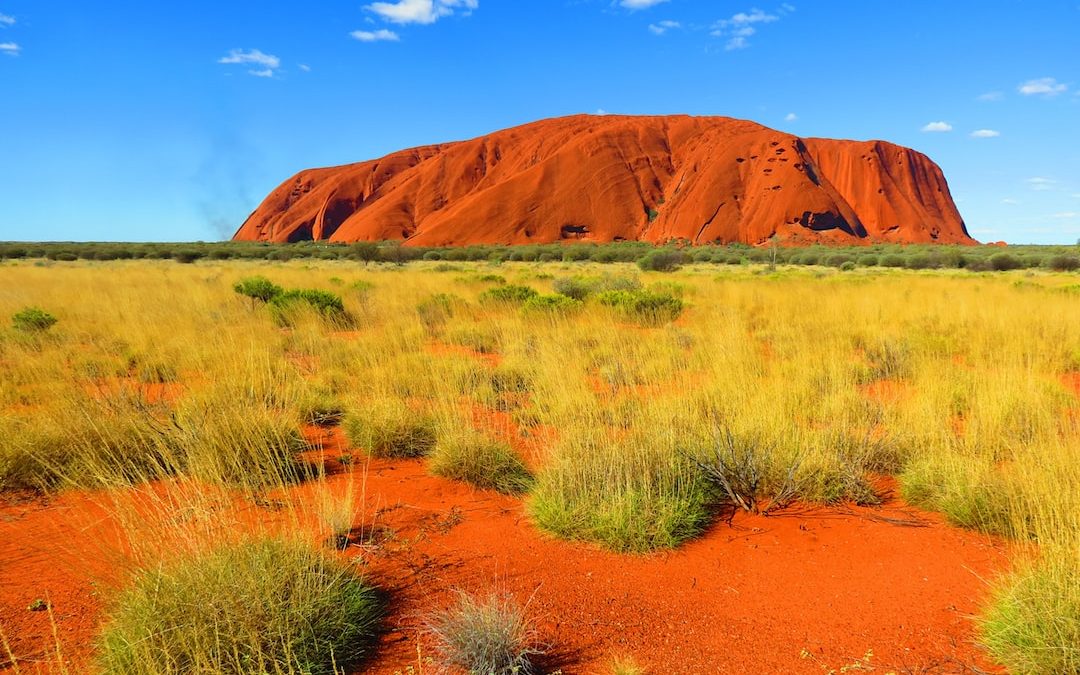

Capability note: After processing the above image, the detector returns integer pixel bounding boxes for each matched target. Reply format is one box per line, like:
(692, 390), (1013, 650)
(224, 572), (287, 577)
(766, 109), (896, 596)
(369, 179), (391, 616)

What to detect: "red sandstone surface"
(234, 115), (973, 247)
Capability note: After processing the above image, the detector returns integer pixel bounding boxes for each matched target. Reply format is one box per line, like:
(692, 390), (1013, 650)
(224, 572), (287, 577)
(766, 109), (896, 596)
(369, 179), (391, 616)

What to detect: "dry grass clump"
(428, 592), (542, 675)
(429, 429), (533, 495)
(342, 401), (438, 458)
(97, 537), (383, 675)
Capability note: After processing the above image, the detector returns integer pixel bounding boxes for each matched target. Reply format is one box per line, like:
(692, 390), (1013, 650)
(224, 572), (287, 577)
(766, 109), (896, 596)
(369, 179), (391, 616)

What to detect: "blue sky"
(1, 1), (1078, 244)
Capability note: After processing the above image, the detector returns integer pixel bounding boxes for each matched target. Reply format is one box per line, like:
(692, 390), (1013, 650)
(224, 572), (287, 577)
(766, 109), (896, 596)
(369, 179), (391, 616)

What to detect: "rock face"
(233, 115), (973, 246)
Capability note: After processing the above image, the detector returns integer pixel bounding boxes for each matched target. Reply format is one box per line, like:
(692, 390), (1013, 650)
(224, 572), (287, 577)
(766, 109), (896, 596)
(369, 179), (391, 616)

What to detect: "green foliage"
(97, 538), (383, 675)
(596, 290), (684, 326)
(342, 404), (437, 458)
(980, 554), (1080, 675)
(269, 289), (350, 327)
(429, 431), (534, 494)
(522, 293), (582, 315)
(636, 249), (685, 273)
(991, 253), (1024, 271)
(12, 307), (58, 333)
(481, 284), (539, 305)
(233, 276), (284, 303)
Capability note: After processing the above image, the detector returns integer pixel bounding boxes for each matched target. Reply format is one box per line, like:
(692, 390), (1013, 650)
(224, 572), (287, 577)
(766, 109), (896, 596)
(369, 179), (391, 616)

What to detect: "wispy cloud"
(1001, 198), (1020, 205)
(977, 91), (1002, 102)
(298, 64), (311, 72)
(218, 49), (282, 77)
(621, 0), (669, 9)
(970, 129), (1000, 138)
(595, 108), (609, 115)
(648, 20), (680, 35)
(921, 121), (953, 133)
(366, 0), (477, 25)
(0, 41), (19, 56)
(784, 112), (797, 122)
(1051, 212), (1078, 219)
(351, 28), (400, 42)
(711, 5), (795, 51)
(1018, 77), (1067, 96)
(1026, 177), (1057, 191)
(0, 13), (15, 26)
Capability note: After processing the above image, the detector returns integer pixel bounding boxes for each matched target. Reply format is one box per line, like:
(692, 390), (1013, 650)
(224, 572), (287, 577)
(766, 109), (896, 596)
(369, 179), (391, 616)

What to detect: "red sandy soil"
(0, 424), (1009, 675)
(233, 114), (972, 248)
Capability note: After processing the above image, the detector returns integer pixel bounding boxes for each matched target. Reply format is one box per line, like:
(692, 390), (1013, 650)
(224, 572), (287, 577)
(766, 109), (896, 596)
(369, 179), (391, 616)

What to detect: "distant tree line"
(0, 239), (1078, 272)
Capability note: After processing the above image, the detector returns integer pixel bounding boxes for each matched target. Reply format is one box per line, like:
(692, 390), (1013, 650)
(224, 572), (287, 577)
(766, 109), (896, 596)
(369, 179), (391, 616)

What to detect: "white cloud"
(648, 20), (680, 35)
(1026, 177), (1057, 191)
(0, 41), (19, 56)
(351, 29), (400, 42)
(298, 64), (311, 72)
(977, 91), (1003, 102)
(0, 13), (15, 26)
(1001, 198), (1020, 205)
(970, 129), (1000, 138)
(1018, 77), (1067, 96)
(711, 5), (793, 50)
(921, 121), (953, 132)
(249, 69), (275, 78)
(784, 112), (797, 122)
(366, 0), (477, 25)
(217, 49), (278, 68)
(1051, 212), (1078, 219)
(621, 0), (669, 8)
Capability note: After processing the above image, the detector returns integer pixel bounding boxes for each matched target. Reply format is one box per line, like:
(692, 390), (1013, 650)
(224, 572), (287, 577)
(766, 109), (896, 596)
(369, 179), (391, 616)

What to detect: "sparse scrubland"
(0, 251), (1078, 673)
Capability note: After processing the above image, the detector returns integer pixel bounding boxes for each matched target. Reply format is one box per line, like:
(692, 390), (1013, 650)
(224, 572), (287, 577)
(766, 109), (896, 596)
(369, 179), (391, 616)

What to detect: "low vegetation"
(97, 537), (383, 675)
(1, 252), (1078, 672)
(428, 592), (542, 675)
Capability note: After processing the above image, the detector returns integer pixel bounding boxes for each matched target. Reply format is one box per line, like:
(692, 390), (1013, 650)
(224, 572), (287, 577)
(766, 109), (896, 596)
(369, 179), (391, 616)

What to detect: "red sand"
(0, 424), (1009, 674)
(233, 114), (972, 247)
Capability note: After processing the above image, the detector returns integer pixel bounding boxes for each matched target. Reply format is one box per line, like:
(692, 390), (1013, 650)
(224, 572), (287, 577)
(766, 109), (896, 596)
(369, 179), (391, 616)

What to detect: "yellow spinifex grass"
(0, 258), (1078, 671)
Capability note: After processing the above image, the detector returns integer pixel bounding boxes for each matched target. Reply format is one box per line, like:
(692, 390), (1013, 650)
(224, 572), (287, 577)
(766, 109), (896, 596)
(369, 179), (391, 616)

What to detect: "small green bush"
(97, 538), (382, 675)
(840, 261), (857, 272)
(480, 285), (539, 305)
(12, 307), (58, 333)
(880, 254), (905, 268)
(596, 290), (684, 326)
(1046, 254), (1080, 272)
(429, 431), (533, 494)
(269, 289), (350, 327)
(636, 249), (685, 273)
(342, 404), (437, 458)
(990, 253), (1023, 271)
(233, 276), (283, 304)
(522, 294), (582, 315)
(857, 254), (879, 267)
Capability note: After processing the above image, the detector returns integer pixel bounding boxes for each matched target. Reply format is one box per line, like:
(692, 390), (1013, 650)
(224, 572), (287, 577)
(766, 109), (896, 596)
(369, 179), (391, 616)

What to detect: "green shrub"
(522, 294), (582, 315)
(429, 593), (540, 675)
(173, 250), (203, 264)
(1046, 254), (1080, 272)
(880, 254), (905, 268)
(233, 276), (284, 304)
(980, 553), (1080, 675)
(840, 261), (857, 272)
(991, 253), (1023, 271)
(429, 431), (533, 494)
(636, 249), (685, 273)
(552, 276), (593, 301)
(417, 293), (461, 334)
(480, 285), (539, 305)
(596, 290), (684, 326)
(529, 434), (710, 552)
(12, 307), (58, 333)
(342, 404), (437, 458)
(269, 289), (350, 327)
(857, 254), (879, 267)
(97, 538), (382, 675)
